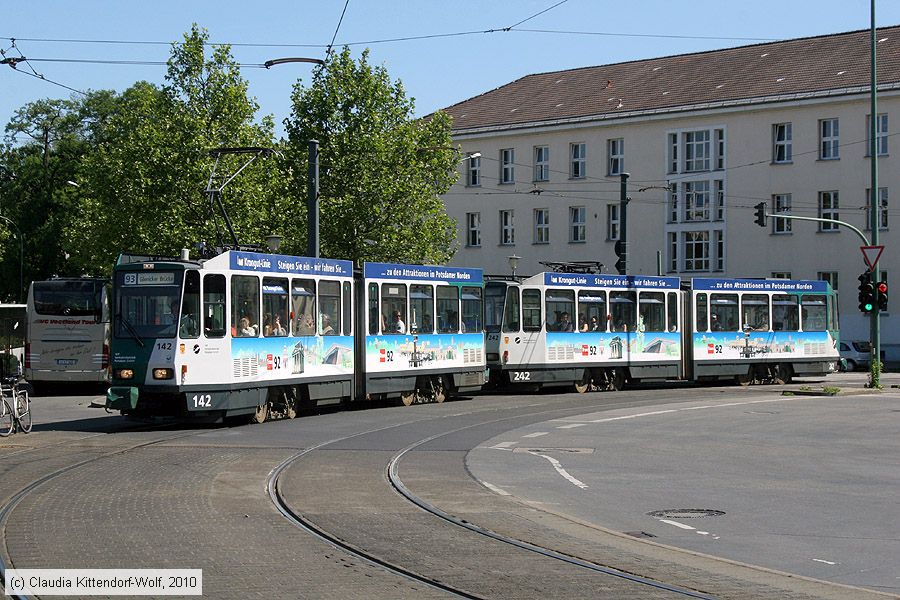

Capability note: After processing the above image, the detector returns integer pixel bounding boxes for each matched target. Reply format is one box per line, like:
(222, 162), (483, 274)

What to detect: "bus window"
(772, 294), (799, 331)
(343, 281), (352, 336)
(638, 291), (666, 332)
(410, 284), (434, 334)
(502, 286), (520, 332)
(319, 280), (341, 335)
(578, 290), (606, 332)
(696, 293), (708, 332)
(367, 282), (380, 334)
(232, 275), (260, 337)
(484, 283), (506, 333)
(203, 274), (226, 338)
(292, 279), (316, 336)
(179, 270), (200, 339)
(710, 293), (738, 331)
(436, 286), (458, 333)
(741, 294), (769, 331)
(262, 278), (289, 337)
(667, 291), (678, 332)
(610, 291), (636, 332)
(522, 289), (542, 331)
(801, 295), (827, 331)
(383, 283), (408, 334)
(462, 286), (482, 333)
(545, 289), (575, 332)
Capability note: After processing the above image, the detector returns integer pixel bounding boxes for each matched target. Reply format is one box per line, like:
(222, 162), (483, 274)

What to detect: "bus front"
(107, 263), (187, 416)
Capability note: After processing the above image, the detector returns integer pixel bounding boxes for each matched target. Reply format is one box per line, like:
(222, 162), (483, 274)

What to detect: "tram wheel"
(609, 368), (626, 391)
(574, 369), (592, 394)
(433, 377), (446, 403)
(400, 391), (416, 406)
(251, 402), (269, 424)
(774, 363), (793, 385)
(735, 370), (753, 386)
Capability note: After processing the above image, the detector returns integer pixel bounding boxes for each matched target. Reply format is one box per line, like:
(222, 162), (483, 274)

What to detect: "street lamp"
(507, 254), (520, 278)
(265, 234), (282, 253)
(0, 215), (23, 303)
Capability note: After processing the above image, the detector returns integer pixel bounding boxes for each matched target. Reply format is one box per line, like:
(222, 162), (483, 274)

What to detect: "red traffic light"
(877, 282), (888, 294)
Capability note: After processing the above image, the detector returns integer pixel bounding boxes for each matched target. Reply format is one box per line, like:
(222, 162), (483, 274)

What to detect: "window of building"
(683, 231), (710, 272)
(668, 183), (678, 223)
(500, 209), (515, 245)
(819, 191), (839, 231)
(865, 187), (889, 230)
(773, 123), (792, 163)
(607, 138), (624, 175)
(714, 230), (724, 271)
(771, 272), (792, 279)
(534, 208), (550, 244)
(569, 206), (586, 243)
(606, 204), (620, 240)
(668, 232), (677, 272)
(684, 180), (711, 221)
(818, 271), (838, 291)
(668, 133), (678, 173)
(500, 148), (515, 184)
(570, 143), (586, 178)
(715, 180), (725, 221)
(819, 118), (839, 159)
(465, 212), (481, 247)
(684, 130), (711, 172)
(866, 114), (888, 157)
(715, 129), (725, 170)
(467, 154), (481, 186)
(772, 194), (792, 234)
(533, 146), (549, 182)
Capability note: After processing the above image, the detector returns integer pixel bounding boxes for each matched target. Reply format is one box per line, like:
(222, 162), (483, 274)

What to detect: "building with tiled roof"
(440, 26), (900, 345)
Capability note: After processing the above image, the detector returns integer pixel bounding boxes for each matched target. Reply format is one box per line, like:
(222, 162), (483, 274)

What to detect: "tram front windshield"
(484, 283), (506, 333)
(114, 270), (182, 339)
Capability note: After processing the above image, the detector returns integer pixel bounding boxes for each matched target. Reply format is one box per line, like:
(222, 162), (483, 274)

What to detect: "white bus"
(25, 278), (110, 386)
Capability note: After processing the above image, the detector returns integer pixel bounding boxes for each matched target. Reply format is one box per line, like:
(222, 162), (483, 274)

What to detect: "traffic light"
(614, 240), (627, 274)
(858, 271), (876, 313)
(753, 202), (767, 227)
(877, 280), (888, 311)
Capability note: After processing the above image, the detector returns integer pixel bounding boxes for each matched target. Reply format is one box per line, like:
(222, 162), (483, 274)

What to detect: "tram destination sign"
(364, 262), (483, 284)
(225, 251), (353, 278)
(692, 278), (828, 293)
(542, 273), (680, 289)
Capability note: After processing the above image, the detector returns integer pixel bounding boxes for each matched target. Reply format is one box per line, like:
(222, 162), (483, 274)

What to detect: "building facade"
(439, 26), (900, 344)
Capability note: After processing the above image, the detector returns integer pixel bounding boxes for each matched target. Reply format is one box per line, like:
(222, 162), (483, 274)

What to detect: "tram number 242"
(512, 372), (531, 381)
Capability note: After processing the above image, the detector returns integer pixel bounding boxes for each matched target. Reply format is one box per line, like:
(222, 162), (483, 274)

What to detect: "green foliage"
(284, 47), (458, 264)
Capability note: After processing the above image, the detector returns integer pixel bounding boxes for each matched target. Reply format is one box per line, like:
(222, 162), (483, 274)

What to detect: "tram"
(106, 251), (486, 420)
(484, 271), (839, 392)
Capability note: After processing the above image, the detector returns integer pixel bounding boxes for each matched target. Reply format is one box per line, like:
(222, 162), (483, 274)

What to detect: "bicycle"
(0, 376), (31, 436)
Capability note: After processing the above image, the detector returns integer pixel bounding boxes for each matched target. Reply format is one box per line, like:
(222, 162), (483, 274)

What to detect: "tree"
(283, 47), (458, 264)
(63, 25), (286, 273)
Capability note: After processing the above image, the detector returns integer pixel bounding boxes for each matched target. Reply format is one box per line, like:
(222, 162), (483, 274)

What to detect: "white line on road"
(658, 519), (695, 530)
(481, 481), (511, 496)
(531, 452), (589, 489)
(557, 423), (586, 429)
(490, 441), (518, 449)
(812, 558), (837, 565)
(522, 431), (549, 438)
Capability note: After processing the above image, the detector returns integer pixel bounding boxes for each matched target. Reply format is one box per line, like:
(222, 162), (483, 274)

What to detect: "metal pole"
(870, 0), (881, 387)
(307, 139), (320, 258)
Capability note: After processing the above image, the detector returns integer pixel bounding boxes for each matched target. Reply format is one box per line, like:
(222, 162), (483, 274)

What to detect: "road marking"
(658, 519), (695, 530)
(481, 481), (511, 496)
(531, 452), (588, 489)
(590, 409), (677, 423)
(522, 431), (549, 438)
(490, 441), (518, 449)
(557, 423), (586, 429)
(812, 559), (836, 565)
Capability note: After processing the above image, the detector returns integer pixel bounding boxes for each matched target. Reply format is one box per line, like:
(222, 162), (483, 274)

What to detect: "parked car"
(839, 341), (871, 371)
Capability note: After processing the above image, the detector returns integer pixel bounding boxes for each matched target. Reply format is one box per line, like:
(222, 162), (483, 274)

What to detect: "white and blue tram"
(484, 273), (839, 391)
(106, 251), (486, 420)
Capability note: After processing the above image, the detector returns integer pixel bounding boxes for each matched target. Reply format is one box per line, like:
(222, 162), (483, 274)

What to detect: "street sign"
(860, 245), (885, 271)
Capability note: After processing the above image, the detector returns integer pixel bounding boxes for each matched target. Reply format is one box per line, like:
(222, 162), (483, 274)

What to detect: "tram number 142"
(192, 394), (212, 408)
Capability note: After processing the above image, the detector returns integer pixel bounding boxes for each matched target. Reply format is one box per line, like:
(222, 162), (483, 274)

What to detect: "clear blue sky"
(4, 1), (900, 142)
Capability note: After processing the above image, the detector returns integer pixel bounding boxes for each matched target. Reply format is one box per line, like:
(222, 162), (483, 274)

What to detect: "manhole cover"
(647, 509), (725, 519)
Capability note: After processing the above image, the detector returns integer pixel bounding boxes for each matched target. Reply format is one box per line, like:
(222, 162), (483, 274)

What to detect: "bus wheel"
(775, 364), (793, 385)
(251, 401), (269, 424)
(574, 369), (592, 394)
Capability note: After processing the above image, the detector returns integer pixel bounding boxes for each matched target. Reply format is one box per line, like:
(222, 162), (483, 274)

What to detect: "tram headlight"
(116, 369), (134, 380)
(152, 368), (174, 380)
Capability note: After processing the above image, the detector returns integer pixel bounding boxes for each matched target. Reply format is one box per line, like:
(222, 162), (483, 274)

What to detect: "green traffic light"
(865, 303), (874, 311)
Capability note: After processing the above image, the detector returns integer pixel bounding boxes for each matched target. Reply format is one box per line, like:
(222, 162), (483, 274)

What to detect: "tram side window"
(638, 291), (666, 333)
(610, 291), (636, 332)
(696, 293), (708, 332)
(578, 290), (607, 332)
(367, 282), (380, 334)
(203, 274), (226, 338)
(319, 280), (341, 335)
(667, 292), (678, 332)
(545, 289), (575, 331)
(292, 279), (316, 336)
(772, 294), (799, 331)
(436, 286), (458, 333)
(232, 275), (260, 337)
(502, 286), (520, 332)
(801, 295), (827, 331)
(180, 270), (200, 339)
(262, 277), (289, 337)
(410, 284), (435, 334)
(741, 294), (770, 331)
(383, 283), (408, 334)
(343, 281), (352, 335)
(522, 289), (542, 332)
(484, 283), (506, 333)
(710, 293), (738, 331)
(462, 286), (483, 333)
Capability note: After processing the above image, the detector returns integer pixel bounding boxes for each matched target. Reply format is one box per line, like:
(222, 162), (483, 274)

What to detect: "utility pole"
(869, 1), (882, 387)
(615, 173), (630, 275)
